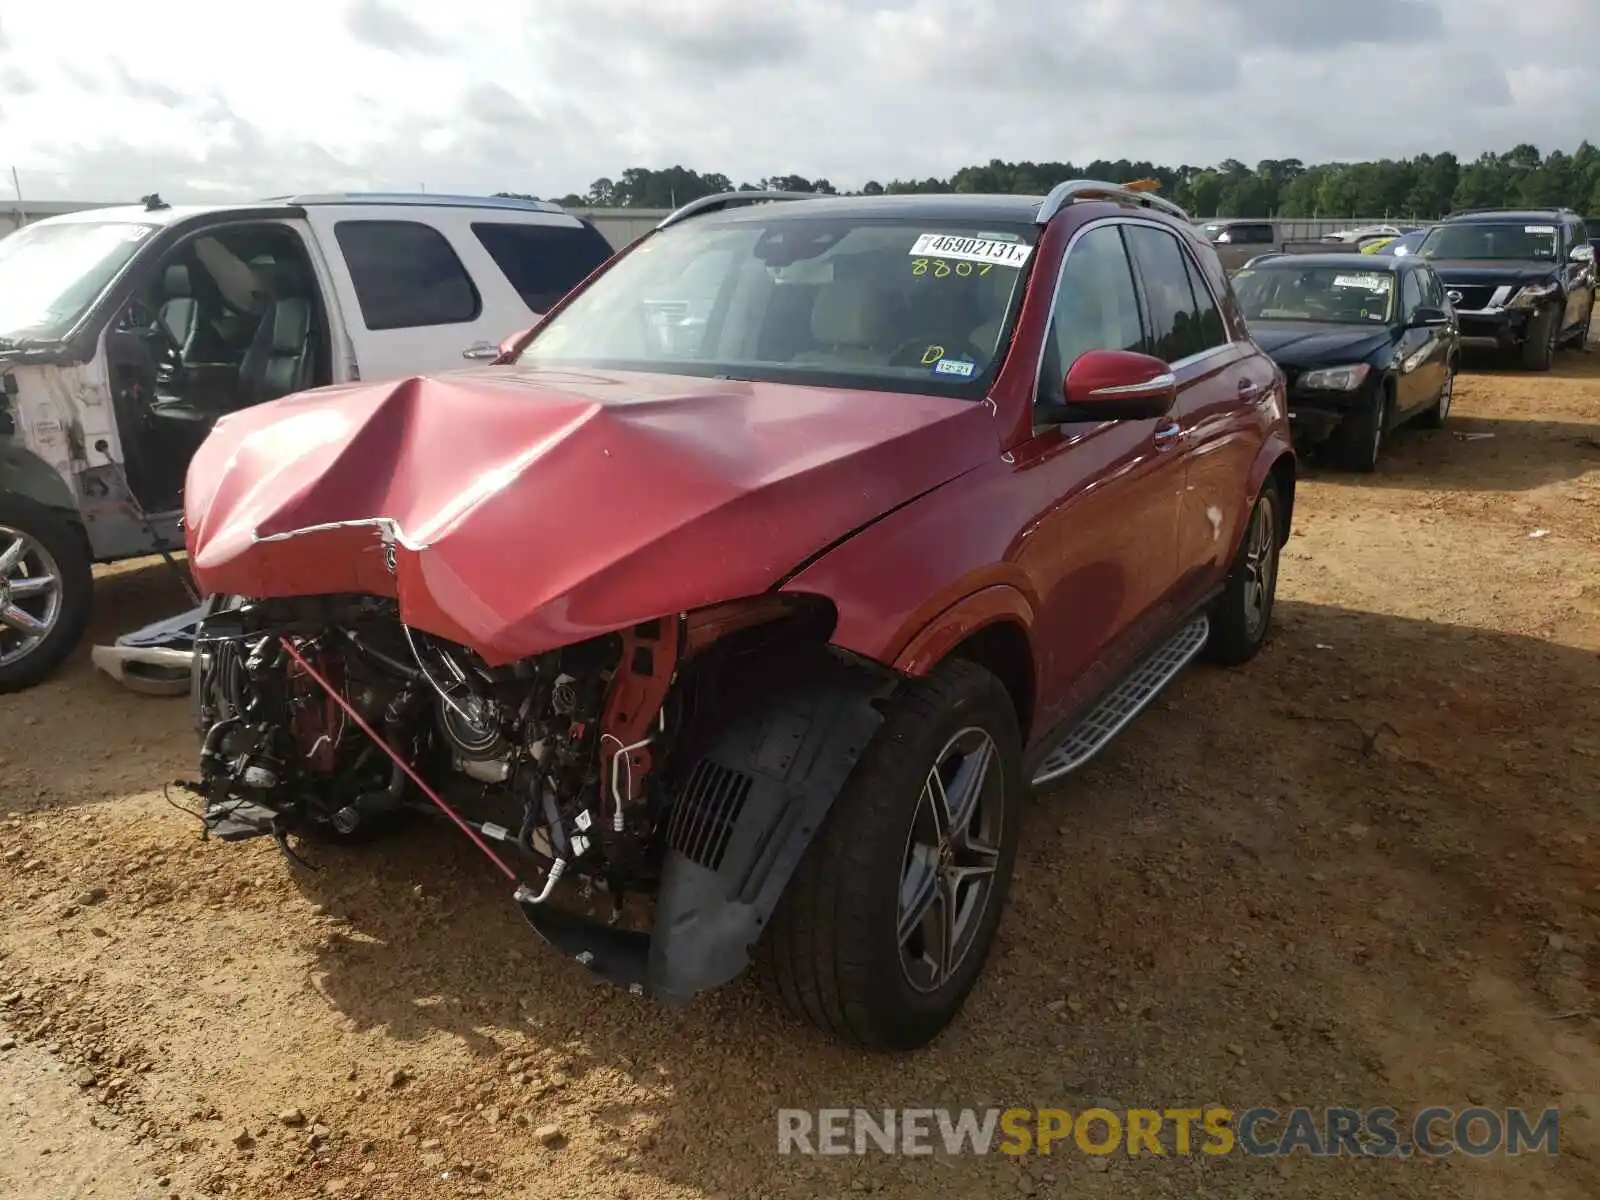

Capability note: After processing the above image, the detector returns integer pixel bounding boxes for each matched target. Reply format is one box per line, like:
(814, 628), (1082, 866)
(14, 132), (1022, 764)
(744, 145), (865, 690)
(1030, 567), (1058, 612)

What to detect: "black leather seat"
(157, 264), (199, 357)
(238, 262), (314, 404)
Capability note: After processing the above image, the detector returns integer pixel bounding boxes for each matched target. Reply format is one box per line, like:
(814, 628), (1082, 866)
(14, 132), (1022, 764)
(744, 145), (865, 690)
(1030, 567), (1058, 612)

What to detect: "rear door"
(1565, 218), (1595, 339)
(302, 205), (607, 381)
(1122, 223), (1269, 601)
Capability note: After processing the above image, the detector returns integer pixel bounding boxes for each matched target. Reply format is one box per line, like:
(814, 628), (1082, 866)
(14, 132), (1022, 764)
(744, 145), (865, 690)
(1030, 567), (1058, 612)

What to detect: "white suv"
(0, 192), (615, 691)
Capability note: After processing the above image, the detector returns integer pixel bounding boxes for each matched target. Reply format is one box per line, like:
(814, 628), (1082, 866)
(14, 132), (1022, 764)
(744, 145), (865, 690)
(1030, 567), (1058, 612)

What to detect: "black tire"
(1332, 384), (1389, 472)
(1520, 303), (1559, 371)
(0, 498), (94, 695)
(753, 658), (1023, 1051)
(1416, 359), (1456, 429)
(1203, 477), (1283, 667)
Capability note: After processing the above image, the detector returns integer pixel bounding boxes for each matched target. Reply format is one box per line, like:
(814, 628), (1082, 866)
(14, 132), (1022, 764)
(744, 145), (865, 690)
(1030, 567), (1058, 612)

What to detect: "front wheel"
(1203, 477), (1283, 667)
(0, 499), (94, 694)
(754, 659), (1023, 1050)
(1332, 385), (1389, 472)
(1520, 304), (1558, 371)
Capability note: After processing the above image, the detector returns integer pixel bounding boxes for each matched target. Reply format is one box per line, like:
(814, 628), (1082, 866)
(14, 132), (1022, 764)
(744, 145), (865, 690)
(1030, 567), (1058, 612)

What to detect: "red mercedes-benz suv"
(178, 181), (1294, 1050)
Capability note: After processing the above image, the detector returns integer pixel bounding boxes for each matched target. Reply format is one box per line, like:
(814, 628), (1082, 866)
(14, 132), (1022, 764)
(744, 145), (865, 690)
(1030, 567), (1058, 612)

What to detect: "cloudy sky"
(1, 0), (1597, 203)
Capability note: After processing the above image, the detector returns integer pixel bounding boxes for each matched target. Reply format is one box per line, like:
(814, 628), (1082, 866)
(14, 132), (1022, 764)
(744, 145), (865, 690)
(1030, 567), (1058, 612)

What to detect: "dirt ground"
(3, 351), (1599, 1200)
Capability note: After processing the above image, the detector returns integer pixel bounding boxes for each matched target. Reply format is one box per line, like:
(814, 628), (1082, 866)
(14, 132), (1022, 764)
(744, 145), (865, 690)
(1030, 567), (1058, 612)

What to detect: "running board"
(1030, 614), (1210, 788)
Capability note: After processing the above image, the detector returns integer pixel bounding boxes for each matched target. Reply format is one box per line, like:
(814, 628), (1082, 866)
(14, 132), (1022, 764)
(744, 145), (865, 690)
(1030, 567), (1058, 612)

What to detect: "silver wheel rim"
(1439, 370), (1453, 419)
(0, 525), (65, 669)
(1242, 494), (1277, 637)
(1371, 404), (1385, 463)
(897, 725), (1005, 994)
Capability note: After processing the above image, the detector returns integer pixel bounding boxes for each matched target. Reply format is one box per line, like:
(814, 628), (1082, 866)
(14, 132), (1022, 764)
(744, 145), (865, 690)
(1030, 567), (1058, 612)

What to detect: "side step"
(1030, 614), (1210, 788)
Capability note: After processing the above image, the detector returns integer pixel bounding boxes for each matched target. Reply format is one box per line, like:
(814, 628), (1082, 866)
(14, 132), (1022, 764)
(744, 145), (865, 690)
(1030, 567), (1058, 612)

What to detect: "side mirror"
(1570, 243), (1595, 264)
(1410, 306), (1451, 328)
(1038, 349), (1178, 424)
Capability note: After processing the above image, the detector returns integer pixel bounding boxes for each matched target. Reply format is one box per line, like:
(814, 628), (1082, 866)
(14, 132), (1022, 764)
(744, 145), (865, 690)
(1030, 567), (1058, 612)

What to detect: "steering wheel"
(886, 337), (988, 371)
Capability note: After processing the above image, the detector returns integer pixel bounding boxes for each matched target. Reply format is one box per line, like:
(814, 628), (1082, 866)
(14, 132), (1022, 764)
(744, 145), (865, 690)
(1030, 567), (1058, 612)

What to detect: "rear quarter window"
(333, 220), (482, 331)
(471, 221), (615, 313)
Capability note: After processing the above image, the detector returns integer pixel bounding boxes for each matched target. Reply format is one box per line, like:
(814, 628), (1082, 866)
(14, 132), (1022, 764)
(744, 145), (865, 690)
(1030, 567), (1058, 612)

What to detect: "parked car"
(1198, 219), (1280, 272)
(178, 182), (1295, 1051)
(1414, 208), (1595, 370)
(1231, 253), (1459, 470)
(1371, 229), (1427, 258)
(0, 192), (616, 693)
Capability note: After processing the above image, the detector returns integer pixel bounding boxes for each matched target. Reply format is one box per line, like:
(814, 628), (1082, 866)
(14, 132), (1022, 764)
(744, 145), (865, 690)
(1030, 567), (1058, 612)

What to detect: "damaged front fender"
(515, 650), (899, 1002)
(646, 652), (897, 1002)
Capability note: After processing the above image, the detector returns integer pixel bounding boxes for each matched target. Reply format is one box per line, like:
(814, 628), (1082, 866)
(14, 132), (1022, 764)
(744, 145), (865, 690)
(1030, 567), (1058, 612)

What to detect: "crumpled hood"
(184, 366), (992, 663)
(1248, 321), (1393, 368)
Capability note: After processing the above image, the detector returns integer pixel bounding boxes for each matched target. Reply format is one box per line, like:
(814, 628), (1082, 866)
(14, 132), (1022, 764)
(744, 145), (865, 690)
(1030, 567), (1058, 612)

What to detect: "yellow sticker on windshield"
(911, 257), (993, 278)
(920, 344), (946, 365)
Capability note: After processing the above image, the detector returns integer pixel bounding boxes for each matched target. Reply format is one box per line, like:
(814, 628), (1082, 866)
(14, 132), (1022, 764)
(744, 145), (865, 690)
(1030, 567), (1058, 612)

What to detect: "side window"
(1124, 225), (1207, 362)
(1037, 224), (1144, 401)
(333, 220), (481, 331)
(1401, 270), (1424, 318)
(470, 221), (615, 313)
(1571, 221), (1590, 256)
(1180, 251), (1229, 351)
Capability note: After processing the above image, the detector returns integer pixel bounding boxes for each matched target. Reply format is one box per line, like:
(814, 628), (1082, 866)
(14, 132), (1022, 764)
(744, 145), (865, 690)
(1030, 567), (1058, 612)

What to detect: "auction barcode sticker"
(910, 233), (1033, 268)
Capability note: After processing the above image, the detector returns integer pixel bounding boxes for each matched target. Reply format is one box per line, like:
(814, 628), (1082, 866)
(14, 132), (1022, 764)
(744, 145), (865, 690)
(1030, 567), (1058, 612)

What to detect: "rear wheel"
(754, 659), (1023, 1050)
(1520, 303), (1559, 371)
(1417, 360), (1455, 429)
(0, 500), (93, 694)
(1203, 478), (1282, 667)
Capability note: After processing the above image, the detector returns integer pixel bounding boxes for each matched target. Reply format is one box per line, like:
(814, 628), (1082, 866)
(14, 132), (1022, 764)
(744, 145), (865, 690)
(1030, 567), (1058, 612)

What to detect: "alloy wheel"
(1438, 370), (1454, 420)
(898, 726), (1006, 993)
(0, 525), (65, 669)
(1242, 494), (1278, 638)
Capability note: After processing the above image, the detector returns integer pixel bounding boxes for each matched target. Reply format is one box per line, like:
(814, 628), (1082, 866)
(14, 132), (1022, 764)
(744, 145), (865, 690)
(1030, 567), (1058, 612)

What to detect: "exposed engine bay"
(179, 591), (889, 1001)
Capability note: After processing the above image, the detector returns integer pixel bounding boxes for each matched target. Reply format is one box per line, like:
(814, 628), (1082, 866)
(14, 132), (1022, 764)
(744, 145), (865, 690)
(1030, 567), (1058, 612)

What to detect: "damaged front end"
(183, 590), (894, 1002)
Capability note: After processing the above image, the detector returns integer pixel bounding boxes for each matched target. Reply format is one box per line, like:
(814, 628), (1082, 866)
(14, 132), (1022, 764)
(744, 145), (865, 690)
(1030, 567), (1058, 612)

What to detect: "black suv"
(1414, 208), (1596, 370)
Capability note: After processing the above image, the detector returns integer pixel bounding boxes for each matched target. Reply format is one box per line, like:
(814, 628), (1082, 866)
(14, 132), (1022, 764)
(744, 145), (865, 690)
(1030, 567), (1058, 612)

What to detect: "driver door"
(1009, 221), (1184, 730)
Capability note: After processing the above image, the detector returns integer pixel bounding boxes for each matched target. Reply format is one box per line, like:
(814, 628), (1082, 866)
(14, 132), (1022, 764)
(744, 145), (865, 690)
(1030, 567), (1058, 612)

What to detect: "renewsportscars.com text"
(777, 1106), (1560, 1158)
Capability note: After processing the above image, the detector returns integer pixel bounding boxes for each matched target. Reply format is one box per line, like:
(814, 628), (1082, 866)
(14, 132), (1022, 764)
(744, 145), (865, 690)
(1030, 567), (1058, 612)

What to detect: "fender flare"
(644, 651), (900, 1003)
(1242, 441), (1297, 555)
(0, 440), (79, 517)
(891, 583), (1037, 677)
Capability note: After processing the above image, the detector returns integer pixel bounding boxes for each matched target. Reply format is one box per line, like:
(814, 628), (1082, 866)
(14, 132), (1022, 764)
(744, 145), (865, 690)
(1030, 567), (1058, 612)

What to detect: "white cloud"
(0, 0), (1595, 203)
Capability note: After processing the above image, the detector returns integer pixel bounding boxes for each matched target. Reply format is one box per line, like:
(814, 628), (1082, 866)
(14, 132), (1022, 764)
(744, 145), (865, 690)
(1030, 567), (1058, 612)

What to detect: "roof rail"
(1447, 205), (1576, 218)
(656, 190), (819, 230)
(1037, 179), (1192, 225)
(269, 192), (568, 214)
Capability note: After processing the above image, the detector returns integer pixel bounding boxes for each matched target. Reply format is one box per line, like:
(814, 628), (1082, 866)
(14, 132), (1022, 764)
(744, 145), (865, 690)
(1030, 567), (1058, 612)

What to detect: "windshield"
(1387, 231), (1426, 257)
(1231, 265), (1396, 325)
(1419, 221), (1559, 262)
(0, 220), (157, 341)
(513, 214), (1037, 395)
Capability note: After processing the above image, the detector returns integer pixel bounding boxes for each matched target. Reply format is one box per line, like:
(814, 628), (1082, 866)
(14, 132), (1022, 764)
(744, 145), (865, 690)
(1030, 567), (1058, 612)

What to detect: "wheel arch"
(0, 441), (82, 523)
(1266, 449), (1296, 546)
(891, 584), (1038, 740)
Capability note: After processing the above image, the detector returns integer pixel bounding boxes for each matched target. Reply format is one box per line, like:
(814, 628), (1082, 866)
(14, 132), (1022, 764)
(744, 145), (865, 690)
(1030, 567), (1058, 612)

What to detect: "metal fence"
(1, 199), (1433, 250)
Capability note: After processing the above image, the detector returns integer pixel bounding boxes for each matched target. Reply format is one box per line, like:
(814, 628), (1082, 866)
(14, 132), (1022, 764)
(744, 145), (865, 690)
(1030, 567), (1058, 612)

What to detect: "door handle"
(1153, 421), (1183, 449)
(1238, 378), (1262, 397)
(461, 341), (501, 361)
